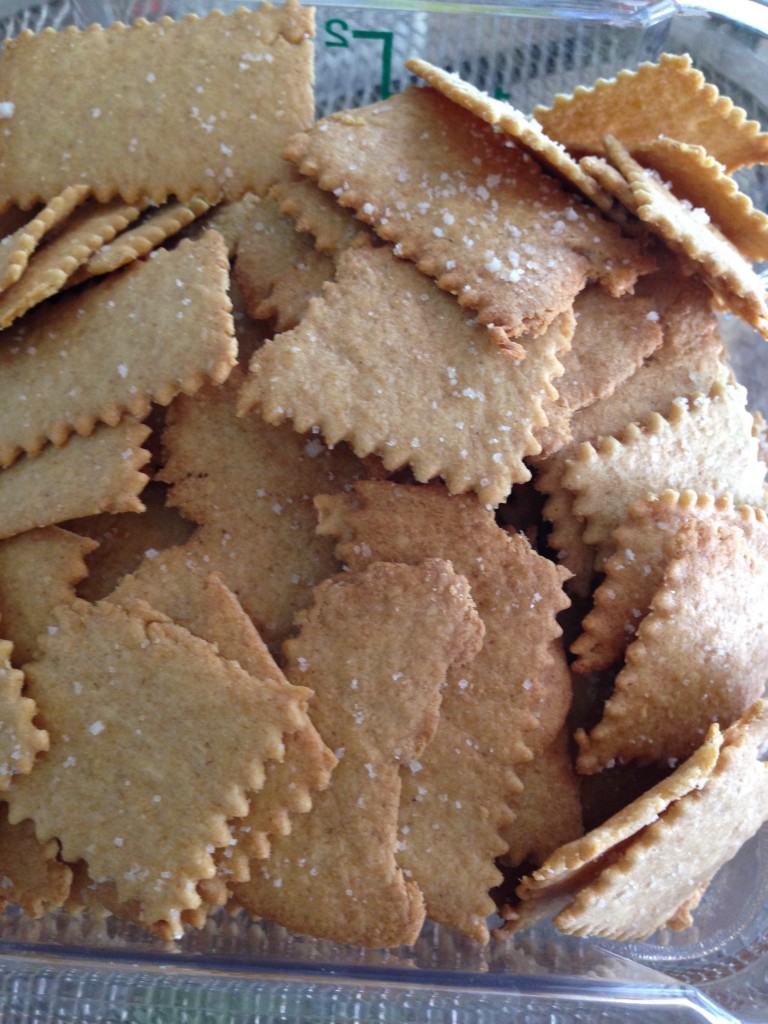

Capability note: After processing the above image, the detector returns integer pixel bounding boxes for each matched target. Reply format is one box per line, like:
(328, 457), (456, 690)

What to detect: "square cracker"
(0, 2), (314, 210)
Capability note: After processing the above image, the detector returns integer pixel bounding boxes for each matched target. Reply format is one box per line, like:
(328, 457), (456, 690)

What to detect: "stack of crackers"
(0, 3), (768, 948)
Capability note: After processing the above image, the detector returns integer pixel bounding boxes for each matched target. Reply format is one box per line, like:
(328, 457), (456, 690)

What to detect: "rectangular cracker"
(0, 418), (150, 540)
(0, 232), (235, 467)
(0, 2), (315, 210)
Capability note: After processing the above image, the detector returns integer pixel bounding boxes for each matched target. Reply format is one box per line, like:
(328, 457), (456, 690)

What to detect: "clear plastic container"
(1, 0), (767, 1021)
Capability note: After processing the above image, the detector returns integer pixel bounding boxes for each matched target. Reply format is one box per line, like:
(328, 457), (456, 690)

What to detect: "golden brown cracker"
(272, 176), (367, 253)
(534, 53), (768, 172)
(253, 247), (337, 332)
(193, 194), (262, 258)
(316, 481), (571, 941)
(0, 419), (151, 542)
(65, 482), (195, 603)
(149, 368), (366, 650)
(571, 491), (768, 673)
(563, 379), (766, 551)
(0, 3), (315, 210)
(0, 198), (142, 329)
(230, 558), (484, 947)
(0, 526), (96, 665)
(285, 87), (654, 339)
(74, 196), (212, 281)
(633, 138), (768, 262)
(556, 702), (768, 939)
(240, 244), (572, 506)
(576, 521), (768, 771)
(604, 136), (768, 339)
(0, 808), (72, 918)
(0, 638), (48, 788)
(6, 597), (309, 935)
(0, 233), (235, 467)
(0, 185), (88, 291)
(406, 59), (614, 213)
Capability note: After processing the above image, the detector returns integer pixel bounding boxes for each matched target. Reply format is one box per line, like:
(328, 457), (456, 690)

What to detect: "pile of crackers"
(0, 1), (768, 948)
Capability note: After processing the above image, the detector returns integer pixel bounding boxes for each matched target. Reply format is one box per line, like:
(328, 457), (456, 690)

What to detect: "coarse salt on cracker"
(0, 526), (96, 665)
(0, 418), (150, 541)
(0, 232), (235, 467)
(535, 53), (768, 172)
(6, 597), (309, 935)
(0, 185), (88, 292)
(231, 558), (484, 948)
(240, 244), (573, 506)
(557, 701), (768, 940)
(576, 520), (768, 770)
(0, 2), (315, 210)
(285, 87), (654, 339)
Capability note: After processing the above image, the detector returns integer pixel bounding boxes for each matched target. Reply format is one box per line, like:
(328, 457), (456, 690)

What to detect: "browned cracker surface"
(240, 244), (572, 506)
(5, 597), (309, 934)
(0, 233), (235, 467)
(0, 2), (315, 210)
(285, 87), (654, 338)
(231, 559), (484, 947)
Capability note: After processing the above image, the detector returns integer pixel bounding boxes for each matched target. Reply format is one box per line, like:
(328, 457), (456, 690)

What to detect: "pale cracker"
(0, 809), (72, 918)
(571, 491), (768, 673)
(0, 185), (88, 291)
(576, 521), (768, 771)
(6, 597), (309, 935)
(285, 87), (654, 339)
(0, 638), (48, 788)
(0, 3), (315, 210)
(633, 138), (768, 262)
(534, 53), (768, 172)
(406, 58), (614, 213)
(0, 419), (150, 542)
(240, 244), (573, 506)
(72, 196), (212, 281)
(149, 368), (366, 650)
(604, 136), (768, 339)
(563, 379), (766, 551)
(0, 526), (96, 665)
(231, 558), (484, 948)
(0, 198), (142, 329)
(557, 701), (768, 939)
(316, 481), (570, 941)
(0, 232), (235, 467)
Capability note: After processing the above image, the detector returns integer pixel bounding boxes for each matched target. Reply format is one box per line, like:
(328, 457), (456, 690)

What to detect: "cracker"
(0, 419), (151, 541)
(576, 521), (768, 770)
(112, 570), (335, 858)
(604, 136), (768, 339)
(146, 368), (366, 649)
(253, 247), (337, 332)
(633, 138), (768, 262)
(406, 59), (614, 213)
(240, 244), (573, 506)
(0, 185), (88, 292)
(571, 492), (768, 673)
(194, 194), (262, 258)
(230, 558), (484, 948)
(272, 176), (366, 252)
(0, 808), (72, 918)
(5, 597), (309, 935)
(534, 53), (768, 172)
(501, 726), (583, 870)
(0, 637), (48, 788)
(0, 198), (142, 329)
(556, 701), (768, 939)
(316, 481), (570, 940)
(563, 379), (766, 551)
(65, 482), (195, 603)
(0, 3), (315, 210)
(0, 233), (235, 467)
(0, 526), (96, 665)
(285, 87), (654, 339)
(73, 196), (212, 281)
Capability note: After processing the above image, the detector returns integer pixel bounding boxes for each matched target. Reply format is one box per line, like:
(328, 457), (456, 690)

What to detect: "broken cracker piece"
(0, 808), (71, 918)
(285, 87), (654, 338)
(231, 558), (484, 948)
